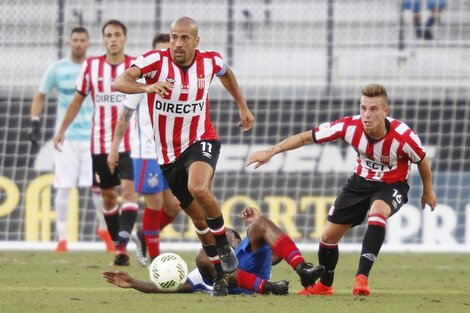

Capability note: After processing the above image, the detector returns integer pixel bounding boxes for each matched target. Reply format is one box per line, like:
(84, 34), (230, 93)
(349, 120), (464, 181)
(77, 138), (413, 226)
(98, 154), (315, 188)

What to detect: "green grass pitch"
(1, 251), (469, 313)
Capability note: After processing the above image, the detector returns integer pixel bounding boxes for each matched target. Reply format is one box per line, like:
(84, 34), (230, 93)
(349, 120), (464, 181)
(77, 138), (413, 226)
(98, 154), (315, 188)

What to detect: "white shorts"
(53, 140), (92, 188)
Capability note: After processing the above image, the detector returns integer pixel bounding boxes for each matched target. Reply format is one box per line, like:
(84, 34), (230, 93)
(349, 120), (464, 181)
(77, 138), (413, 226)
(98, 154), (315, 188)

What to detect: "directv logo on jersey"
(95, 93), (126, 105)
(365, 159), (394, 171)
(155, 100), (205, 114)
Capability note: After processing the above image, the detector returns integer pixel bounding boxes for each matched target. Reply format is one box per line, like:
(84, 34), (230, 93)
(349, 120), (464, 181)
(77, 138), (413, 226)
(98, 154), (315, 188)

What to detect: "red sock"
(237, 269), (266, 294)
(272, 234), (305, 270)
(159, 209), (176, 230)
(142, 207), (160, 258)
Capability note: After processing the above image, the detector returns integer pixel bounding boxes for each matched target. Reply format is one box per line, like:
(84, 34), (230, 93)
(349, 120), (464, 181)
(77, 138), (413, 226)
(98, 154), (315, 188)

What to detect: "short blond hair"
(362, 83), (388, 106)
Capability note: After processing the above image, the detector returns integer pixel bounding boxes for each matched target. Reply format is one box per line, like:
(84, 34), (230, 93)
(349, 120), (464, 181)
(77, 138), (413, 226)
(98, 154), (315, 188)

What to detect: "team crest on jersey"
(166, 78), (175, 83)
(381, 156), (390, 163)
(147, 173), (159, 188)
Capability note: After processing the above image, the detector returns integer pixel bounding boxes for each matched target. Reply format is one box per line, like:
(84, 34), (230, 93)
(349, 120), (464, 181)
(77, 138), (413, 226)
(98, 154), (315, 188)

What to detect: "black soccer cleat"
(217, 245), (238, 274)
(113, 253), (130, 266)
(262, 280), (289, 295)
(296, 262), (325, 288)
(212, 273), (229, 297)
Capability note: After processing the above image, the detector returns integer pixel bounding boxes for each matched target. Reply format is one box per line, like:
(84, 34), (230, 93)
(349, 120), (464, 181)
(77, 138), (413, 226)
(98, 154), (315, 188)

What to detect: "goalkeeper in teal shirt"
(28, 27), (113, 252)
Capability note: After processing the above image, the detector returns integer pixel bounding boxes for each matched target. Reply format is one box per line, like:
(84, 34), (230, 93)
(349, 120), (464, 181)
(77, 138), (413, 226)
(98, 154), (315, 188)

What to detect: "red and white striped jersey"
(313, 116), (426, 183)
(132, 49), (225, 165)
(76, 55), (135, 154)
(123, 90), (157, 160)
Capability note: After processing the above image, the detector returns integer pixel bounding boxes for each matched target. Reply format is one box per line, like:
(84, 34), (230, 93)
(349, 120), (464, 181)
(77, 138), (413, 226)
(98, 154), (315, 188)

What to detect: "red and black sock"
(318, 241), (339, 287)
(206, 215), (229, 249)
(119, 202), (139, 248)
(103, 206), (120, 248)
(357, 214), (387, 277)
(202, 244), (224, 274)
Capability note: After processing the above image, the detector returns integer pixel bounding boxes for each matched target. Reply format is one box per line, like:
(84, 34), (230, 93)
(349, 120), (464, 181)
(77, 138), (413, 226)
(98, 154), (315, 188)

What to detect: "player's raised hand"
(421, 190), (437, 211)
(102, 271), (134, 288)
(239, 206), (262, 224)
(245, 150), (272, 169)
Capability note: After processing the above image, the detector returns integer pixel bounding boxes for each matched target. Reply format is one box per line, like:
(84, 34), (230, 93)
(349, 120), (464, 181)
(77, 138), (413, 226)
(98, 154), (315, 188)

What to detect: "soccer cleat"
(97, 229), (115, 252)
(212, 273), (229, 297)
(217, 245), (238, 274)
(297, 281), (334, 296)
(296, 262), (326, 288)
(131, 229), (148, 267)
(262, 280), (289, 295)
(352, 274), (370, 296)
(55, 240), (68, 252)
(113, 252), (130, 266)
(424, 29), (433, 40)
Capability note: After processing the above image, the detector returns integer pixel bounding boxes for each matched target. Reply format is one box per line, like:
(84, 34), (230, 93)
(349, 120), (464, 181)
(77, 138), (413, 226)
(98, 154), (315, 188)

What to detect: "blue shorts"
(403, 0), (447, 12)
(133, 158), (169, 194)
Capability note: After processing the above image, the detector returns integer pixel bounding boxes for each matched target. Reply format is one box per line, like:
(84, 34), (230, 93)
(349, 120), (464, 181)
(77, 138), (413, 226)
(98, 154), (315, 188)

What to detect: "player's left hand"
(421, 190), (437, 211)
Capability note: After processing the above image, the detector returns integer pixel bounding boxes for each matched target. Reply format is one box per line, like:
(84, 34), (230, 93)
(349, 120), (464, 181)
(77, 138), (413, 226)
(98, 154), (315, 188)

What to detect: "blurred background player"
(108, 33), (181, 266)
(112, 16), (255, 296)
(28, 26), (113, 252)
(53, 20), (139, 265)
(247, 83), (437, 296)
(403, 0), (447, 40)
(102, 206), (325, 295)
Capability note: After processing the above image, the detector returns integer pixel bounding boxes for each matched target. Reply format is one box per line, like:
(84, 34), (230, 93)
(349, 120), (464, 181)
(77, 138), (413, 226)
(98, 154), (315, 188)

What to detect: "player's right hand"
(107, 151), (119, 174)
(245, 150), (272, 169)
(27, 118), (41, 145)
(146, 81), (173, 97)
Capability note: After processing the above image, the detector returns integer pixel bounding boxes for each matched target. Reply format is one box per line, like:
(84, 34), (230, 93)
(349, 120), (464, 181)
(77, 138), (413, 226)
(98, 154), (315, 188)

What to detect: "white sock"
(91, 189), (107, 231)
(54, 188), (70, 241)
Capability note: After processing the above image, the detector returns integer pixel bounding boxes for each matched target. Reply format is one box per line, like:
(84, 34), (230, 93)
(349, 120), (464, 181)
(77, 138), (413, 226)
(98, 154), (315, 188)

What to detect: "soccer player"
(112, 17), (254, 295)
(28, 27), (113, 252)
(53, 20), (139, 266)
(108, 33), (181, 266)
(246, 83), (437, 296)
(102, 206), (325, 295)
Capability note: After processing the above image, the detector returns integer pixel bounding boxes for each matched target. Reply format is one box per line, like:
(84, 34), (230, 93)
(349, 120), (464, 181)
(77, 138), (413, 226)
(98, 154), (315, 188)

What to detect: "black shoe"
(296, 262), (325, 288)
(113, 253), (130, 266)
(262, 280), (289, 295)
(212, 273), (228, 297)
(217, 245), (238, 274)
(424, 29), (433, 40)
(131, 229), (148, 267)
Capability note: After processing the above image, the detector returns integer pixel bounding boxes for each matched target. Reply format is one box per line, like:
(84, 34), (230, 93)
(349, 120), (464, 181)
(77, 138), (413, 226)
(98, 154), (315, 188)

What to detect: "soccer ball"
(149, 253), (188, 291)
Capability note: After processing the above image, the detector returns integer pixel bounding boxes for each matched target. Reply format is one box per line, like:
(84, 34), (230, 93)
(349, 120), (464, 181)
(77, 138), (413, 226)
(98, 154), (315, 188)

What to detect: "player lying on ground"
(102, 207), (325, 295)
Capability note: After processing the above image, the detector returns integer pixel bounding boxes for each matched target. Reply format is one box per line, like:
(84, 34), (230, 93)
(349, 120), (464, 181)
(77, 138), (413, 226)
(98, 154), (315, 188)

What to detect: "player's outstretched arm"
(112, 66), (173, 96)
(102, 271), (193, 293)
(245, 130), (314, 169)
(52, 91), (86, 151)
(107, 107), (134, 174)
(416, 156), (437, 211)
(218, 67), (254, 132)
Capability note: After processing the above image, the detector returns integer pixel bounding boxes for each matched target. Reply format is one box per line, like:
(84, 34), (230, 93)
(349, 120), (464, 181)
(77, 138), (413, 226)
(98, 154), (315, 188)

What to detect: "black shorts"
(328, 174), (410, 227)
(161, 140), (220, 209)
(92, 152), (134, 189)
